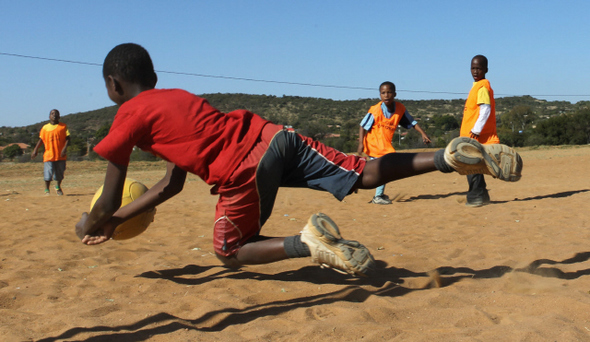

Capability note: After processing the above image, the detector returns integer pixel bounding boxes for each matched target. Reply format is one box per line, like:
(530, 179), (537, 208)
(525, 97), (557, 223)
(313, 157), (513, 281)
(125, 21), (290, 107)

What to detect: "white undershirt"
(472, 104), (491, 135)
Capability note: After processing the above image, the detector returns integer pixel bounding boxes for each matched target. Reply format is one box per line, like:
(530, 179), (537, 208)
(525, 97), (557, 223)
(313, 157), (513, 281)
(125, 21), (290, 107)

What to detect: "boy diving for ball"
(75, 43), (523, 277)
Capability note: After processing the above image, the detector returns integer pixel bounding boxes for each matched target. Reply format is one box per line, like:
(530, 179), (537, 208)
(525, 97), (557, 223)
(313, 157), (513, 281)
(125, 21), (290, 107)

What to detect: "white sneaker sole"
(301, 213), (375, 277)
(444, 137), (523, 182)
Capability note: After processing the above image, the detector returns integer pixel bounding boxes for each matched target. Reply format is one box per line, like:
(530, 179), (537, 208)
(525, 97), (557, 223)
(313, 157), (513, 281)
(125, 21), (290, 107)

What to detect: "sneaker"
(300, 213), (375, 277)
(55, 186), (63, 196)
(44, 189), (50, 195)
(371, 195), (392, 205)
(444, 137), (523, 182)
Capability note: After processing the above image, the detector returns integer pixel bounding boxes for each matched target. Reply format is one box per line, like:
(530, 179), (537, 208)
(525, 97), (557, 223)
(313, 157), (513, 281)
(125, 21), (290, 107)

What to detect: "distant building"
(0, 143), (30, 152)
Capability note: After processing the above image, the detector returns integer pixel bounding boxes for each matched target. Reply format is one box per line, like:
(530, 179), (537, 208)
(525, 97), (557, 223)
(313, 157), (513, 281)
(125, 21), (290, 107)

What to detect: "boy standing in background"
(357, 81), (431, 204)
(460, 55), (500, 207)
(32, 109), (70, 195)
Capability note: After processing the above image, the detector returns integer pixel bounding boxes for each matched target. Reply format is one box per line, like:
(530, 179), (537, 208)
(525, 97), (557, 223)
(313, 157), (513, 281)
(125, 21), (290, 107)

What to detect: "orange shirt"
(460, 79), (499, 144)
(363, 101), (405, 157)
(39, 123), (70, 162)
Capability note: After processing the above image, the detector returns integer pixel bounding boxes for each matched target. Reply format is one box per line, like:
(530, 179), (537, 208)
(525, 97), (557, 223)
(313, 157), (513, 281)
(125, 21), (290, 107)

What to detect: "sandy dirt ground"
(1, 145), (590, 341)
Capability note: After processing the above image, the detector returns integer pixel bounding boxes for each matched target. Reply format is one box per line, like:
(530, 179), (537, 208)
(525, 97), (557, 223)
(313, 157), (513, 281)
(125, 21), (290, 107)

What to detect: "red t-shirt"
(93, 89), (269, 186)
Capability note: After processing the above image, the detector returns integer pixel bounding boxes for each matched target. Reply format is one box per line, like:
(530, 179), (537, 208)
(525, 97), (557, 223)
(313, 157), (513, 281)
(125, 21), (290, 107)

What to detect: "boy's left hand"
(75, 213), (116, 245)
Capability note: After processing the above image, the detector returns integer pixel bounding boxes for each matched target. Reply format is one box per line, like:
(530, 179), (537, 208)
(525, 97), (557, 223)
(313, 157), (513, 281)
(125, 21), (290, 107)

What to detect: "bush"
(17, 153), (31, 163)
(130, 149), (159, 162)
(525, 133), (546, 146)
(2, 144), (24, 160)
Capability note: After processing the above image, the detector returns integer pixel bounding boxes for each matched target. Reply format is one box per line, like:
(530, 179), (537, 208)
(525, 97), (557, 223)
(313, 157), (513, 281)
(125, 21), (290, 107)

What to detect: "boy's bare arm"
(357, 126), (367, 155)
(31, 139), (43, 159)
(61, 135), (70, 158)
(413, 124), (431, 144)
(110, 162), (186, 226)
(77, 162), (187, 245)
(76, 161), (128, 240)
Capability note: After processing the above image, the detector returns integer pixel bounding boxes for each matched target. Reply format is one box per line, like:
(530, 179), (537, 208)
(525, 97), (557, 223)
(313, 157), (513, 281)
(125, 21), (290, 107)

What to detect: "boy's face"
(49, 110), (60, 124)
(471, 58), (487, 82)
(379, 84), (396, 107)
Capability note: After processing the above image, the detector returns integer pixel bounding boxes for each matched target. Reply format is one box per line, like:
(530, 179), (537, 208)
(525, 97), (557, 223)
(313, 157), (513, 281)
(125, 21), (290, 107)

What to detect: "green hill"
(1, 94), (588, 159)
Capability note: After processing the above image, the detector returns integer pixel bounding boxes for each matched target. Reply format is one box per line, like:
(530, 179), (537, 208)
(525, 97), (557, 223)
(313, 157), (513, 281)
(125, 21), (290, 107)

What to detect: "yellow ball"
(90, 178), (155, 240)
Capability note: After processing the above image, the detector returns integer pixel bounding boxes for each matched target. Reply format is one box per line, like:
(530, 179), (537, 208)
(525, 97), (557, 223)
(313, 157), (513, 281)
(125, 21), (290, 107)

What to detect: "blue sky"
(1, 1), (589, 127)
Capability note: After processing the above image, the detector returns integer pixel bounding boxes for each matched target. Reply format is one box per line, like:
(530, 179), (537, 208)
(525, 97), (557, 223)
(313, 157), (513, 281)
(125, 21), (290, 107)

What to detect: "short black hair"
(103, 43), (157, 87)
(50, 109), (60, 115)
(472, 55), (488, 69)
(380, 81), (396, 91)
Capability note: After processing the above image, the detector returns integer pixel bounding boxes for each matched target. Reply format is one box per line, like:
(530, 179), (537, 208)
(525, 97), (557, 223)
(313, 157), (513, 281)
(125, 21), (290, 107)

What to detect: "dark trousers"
(466, 174), (489, 202)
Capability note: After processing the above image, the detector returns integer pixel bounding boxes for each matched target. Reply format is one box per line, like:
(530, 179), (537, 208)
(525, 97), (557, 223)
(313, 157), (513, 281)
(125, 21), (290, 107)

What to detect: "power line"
(1, 51), (588, 98)
(158, 69), (376, 91)
(0, 52), (102, 67)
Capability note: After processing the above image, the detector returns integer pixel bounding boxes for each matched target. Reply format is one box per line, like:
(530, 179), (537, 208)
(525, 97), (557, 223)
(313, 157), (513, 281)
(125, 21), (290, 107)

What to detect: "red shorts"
(212, 123), (365, 257)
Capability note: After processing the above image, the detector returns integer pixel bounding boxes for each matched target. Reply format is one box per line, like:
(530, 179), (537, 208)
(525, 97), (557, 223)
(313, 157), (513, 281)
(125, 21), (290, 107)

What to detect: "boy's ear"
(106, 75), (125, 95)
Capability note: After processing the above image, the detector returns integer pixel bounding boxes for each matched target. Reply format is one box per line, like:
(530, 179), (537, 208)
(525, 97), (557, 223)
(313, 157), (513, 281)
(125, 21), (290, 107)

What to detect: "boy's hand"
(351, 151), (369, 159)
(82, 231), (113, 245)
(469, 131), (480, 139)
(75, 213), (89, 239)
(76, 212), (116, 245)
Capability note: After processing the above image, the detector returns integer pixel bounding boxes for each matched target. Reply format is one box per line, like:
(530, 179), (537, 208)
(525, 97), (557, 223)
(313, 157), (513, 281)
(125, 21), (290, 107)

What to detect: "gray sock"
(284, 235), (311, 258)
(434, 148), (454, 173)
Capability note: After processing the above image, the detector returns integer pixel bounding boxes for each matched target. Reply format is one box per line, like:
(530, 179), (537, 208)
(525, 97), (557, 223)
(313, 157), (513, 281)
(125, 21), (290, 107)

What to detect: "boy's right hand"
(351, 151), (369, 159)
(355, 146), (369, 158)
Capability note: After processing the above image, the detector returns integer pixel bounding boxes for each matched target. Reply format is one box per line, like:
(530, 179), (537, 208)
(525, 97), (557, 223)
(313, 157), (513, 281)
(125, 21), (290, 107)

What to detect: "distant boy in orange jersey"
(357, 82), (431, 204)
(32, 109), (70, 195)
(459, 55), (500, 207)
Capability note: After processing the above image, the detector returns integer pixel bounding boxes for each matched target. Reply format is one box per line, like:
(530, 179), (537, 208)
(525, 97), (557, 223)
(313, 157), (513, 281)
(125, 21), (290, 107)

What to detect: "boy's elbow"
(161, 179), (184, 199)
(169, 181), (184, 195)
(164, 166), (187, 197)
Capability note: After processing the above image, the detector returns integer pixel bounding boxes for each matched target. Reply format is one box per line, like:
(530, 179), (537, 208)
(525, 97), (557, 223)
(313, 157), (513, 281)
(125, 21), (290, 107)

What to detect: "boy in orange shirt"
(459, 55), (501, 207)
(32, 109), (70, 195)
(357, 82), (431, 204)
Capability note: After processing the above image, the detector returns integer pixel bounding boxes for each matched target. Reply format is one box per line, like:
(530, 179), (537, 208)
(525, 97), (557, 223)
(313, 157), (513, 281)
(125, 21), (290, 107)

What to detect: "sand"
(1, 145), (590, 341)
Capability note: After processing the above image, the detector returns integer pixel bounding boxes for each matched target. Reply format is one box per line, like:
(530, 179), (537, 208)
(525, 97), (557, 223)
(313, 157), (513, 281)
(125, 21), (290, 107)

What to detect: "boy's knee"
(215, 253), (242, 268)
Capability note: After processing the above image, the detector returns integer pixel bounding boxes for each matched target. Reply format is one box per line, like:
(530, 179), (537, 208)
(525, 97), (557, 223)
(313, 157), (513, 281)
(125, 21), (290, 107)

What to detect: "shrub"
(2, 144), (24, 160)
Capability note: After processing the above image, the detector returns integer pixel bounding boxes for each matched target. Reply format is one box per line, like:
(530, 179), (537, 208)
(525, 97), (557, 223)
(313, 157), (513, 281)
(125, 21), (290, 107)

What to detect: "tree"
(501, 105), (536, 133)
(94, 124), (112, 144)
(567, 109), (590, 145)
(2, 144), (24, 160)
(533, 115), (569, 145)
(67, 136), (88, 157)
(430, 114), (459, 132)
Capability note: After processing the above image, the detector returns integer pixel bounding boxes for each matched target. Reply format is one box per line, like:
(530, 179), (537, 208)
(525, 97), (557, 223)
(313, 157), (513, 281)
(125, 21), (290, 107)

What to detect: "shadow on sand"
(38, 251), (590, 342)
